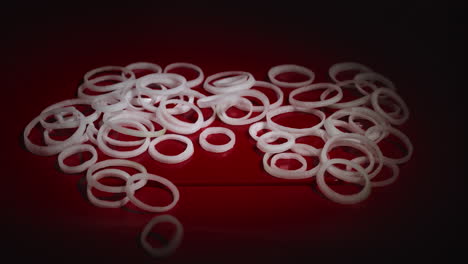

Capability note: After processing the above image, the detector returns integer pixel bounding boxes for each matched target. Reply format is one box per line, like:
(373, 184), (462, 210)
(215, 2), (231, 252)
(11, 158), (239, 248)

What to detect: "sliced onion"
(256, 131), (295, 153)
(203, 71), (255, 94)
(148, 134), (194, 164)
(328, 62), (373, 84)
(58, 144), (98, 174)
(126, 172), (180, 213)
(316, 158), (371, 204)
(266, 105), (325, 135)
(289, 83), (343, 108)
(164, 62), (204, 88)
(370, 88), (409, 125)
(268, 64), (315, 88)
(140, 214), (184, 258)
(199, 127), (235, 153)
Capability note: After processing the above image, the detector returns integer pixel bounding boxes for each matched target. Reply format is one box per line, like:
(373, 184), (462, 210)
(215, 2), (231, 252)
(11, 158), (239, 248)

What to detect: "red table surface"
(2, 2), (460, 264)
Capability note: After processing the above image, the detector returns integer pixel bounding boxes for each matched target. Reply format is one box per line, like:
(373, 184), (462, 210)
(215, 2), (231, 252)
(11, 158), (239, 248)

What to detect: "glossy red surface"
(3, 2), (459, 263)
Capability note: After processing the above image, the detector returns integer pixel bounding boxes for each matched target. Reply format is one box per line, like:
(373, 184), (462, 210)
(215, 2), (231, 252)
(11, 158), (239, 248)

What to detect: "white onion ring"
(316, 158), (371, 204)
(58, 144), (98, 174)
(97, 122), (150, 158)
(320, 133), (383, 183)
(126, 172), (180, 213)
(365, 125), (413, 164)
(289, 83), (343, 108)
(248, 121), (272, 141)
(84, 65), (136, 92)
(140, 214), (184, 258)
(199, 127), (235, 153)
(256, 131), (295, 153)
(290, 128), (328, 156)
(354, 72), (396, 94)
(266, 105), (325, 135)
(24, 108), (87, 156)
(346, 156), (400, 187)
(40, 98), (100, 129)
(268, 64), (315, 88)
(136, 73), (188, 96)
(148, 134), (194, 164)
(370, 88), (409, 125)
(203, 71), (255, 94)
(164, 62), (204, 88)
(236, 81), (283, 111)
(320, 80), (374, 109)
(263, 152), (318, 179)
(328, 62), (373, 84)
(126, 62), (163, 78)
(157, 99), (204, 135)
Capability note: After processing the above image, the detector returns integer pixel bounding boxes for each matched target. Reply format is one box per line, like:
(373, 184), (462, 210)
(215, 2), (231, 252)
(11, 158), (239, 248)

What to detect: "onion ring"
(140, 214), (184, 258)
(203, 71), (255, 94)
(86, 168), (131, 208)
(199, 127), (236, 153)
(126, 172), (180, 213)
(268, 64), (315, 88)
(289, 83), (343, 108)
(58, 144), (98, 174)
(164, 62), (204, 88)
(316, 158), (371, 204)
(266, 105), (325, 135)
(370, 88), (409, 125)
(148, 134), (194, 164)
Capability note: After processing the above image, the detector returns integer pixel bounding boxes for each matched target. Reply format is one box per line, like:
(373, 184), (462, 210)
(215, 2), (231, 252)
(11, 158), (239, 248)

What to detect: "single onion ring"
(164, 62), (204, 88)
(320, 80), (375, 109)
(248, 121), (272, 141)
(126, 62), (163, 78)
(91, 93), (130, 113)
(106, 112), (166, 138)
(316, 158), (371, 205)
(328, 62), (373, 84)
(268, 64), (315, 88)
(126, 172), (180, 213)
(78, 75), (125, 100)
(212, 74), (248, 87)
(148, 134), (194, 164)
(370, 88), (410, 125)
(57, 144), (98, 174)
(263, 152), (319, 179)
(84, 65), (136, 92)
(266, 105), (325, 135)
(203, 71), (255, 94)
(199, 127), (236, 153)
(103, 120), (147, 147)
(365, 125), (413, 164)
(354, 72), (396, 94)
(140, 214), (184, 258)
(86, 159), (147, 193)
(136, 73), (188, 96)
(289, 83), (343, 108)
(86, 168), (131, 208)
(256, 131), (295, 153)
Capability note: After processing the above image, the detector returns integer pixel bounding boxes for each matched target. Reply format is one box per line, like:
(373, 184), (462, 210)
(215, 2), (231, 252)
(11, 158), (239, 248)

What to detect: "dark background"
(2, 1), (461, 263)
